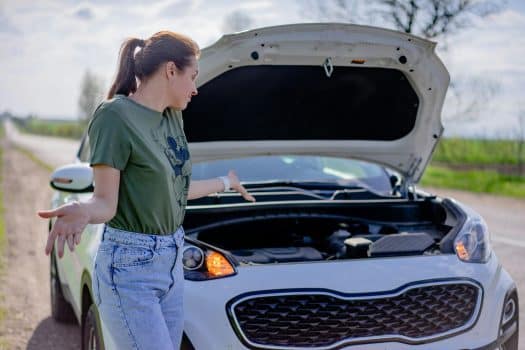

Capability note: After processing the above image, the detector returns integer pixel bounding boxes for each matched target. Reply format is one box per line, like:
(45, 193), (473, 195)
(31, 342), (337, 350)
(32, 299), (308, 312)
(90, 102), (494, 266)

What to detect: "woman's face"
(168, 56), (199, 110)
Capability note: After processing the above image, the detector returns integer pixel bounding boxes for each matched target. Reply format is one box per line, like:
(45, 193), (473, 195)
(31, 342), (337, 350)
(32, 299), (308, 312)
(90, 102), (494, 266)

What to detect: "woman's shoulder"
(91, 96), (131, 123)
(96, 95), (128, 115)
(88, 97), (131, 135)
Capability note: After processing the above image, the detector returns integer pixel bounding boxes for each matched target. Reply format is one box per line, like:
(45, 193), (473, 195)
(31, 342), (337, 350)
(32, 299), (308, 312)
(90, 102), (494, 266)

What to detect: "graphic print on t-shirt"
(150, 119), (192, 220)
(165, 136), (190, 176)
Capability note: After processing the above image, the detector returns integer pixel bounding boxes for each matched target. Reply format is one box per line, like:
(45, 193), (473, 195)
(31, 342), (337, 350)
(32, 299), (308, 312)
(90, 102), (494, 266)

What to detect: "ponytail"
(106, 31), (200, 100)
(107, 38), (146, 99)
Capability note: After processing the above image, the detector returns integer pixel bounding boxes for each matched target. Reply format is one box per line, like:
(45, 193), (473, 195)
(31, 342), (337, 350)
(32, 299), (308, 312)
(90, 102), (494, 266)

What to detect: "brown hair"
(107, 31), (200, 99)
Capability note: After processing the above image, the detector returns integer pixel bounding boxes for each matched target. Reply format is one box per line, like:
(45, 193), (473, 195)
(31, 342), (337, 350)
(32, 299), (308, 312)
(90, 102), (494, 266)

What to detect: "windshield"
(191, 156), (393, 194)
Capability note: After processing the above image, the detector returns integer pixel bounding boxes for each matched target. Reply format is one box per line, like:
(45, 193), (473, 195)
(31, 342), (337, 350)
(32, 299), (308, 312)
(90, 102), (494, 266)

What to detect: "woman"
(38, 31), (255, 349)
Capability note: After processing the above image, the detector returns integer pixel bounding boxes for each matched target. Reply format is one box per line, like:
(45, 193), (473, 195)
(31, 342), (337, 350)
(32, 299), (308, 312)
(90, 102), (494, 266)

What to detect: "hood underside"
(183, 23), (450, 182)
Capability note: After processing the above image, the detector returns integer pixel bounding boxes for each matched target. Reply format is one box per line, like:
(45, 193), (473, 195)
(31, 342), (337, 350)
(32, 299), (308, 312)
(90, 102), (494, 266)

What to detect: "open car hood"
(183, 23), (449, 183)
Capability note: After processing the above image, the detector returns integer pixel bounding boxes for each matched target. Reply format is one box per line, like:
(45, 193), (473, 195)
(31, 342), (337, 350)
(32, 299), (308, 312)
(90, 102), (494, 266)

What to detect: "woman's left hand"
(227, 170), (256, 202)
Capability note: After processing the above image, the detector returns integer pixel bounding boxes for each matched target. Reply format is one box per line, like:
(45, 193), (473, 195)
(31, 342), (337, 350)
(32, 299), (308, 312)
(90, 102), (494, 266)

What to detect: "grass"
(11, 117), (85, 140)
(0, 124), (6, 344)
(421, 165), (525, 198)
(433, 138), (524, 166)
(0, 124), (5, 267)
(422, 138), (525, 197)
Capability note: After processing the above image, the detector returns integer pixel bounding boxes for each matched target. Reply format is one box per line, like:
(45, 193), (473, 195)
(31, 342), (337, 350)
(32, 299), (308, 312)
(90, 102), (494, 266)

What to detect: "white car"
(48, 23), (518, 350)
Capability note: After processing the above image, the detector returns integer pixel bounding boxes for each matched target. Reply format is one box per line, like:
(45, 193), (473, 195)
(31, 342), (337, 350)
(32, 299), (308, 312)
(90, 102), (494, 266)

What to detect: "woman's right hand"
(38, 201), (90, 258)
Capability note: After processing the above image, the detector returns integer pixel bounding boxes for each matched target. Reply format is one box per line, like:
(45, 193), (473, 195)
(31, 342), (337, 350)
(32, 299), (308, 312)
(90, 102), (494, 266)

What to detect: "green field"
(433, 138), (524, 166)
(422, 138), (525, 198)
(12, 117), (85, 140)
(421, 165), (525, 198)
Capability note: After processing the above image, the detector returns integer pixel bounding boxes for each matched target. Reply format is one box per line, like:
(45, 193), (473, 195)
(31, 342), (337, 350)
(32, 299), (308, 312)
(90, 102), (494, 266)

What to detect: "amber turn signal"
(205, 251), (235, 277)
(455, 241), (469, 261)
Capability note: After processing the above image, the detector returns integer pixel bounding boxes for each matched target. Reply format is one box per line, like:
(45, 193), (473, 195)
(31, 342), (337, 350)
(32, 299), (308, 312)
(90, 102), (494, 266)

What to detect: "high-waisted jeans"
(92, 225), (185, 350)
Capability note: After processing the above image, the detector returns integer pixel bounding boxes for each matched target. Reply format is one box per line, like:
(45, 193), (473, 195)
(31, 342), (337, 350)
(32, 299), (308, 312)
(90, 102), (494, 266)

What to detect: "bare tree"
(222, 10), (254, 34)
(300, 0), (503, 38)
(376, 0), (502, 38)
(78, 69), (104, 123)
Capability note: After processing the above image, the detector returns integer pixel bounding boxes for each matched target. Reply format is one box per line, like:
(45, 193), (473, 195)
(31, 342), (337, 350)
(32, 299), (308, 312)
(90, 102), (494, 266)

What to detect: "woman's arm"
(188, 170), (255, 202)
(38, 165), (120, 258)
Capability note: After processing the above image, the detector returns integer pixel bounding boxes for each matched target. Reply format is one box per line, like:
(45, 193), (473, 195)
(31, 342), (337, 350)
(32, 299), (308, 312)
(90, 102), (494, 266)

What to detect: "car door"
(54, 136), (91, 310)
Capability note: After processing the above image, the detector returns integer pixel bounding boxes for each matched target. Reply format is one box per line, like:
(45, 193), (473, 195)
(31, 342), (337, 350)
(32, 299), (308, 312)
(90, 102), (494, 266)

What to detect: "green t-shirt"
(88, 95), (192, 235)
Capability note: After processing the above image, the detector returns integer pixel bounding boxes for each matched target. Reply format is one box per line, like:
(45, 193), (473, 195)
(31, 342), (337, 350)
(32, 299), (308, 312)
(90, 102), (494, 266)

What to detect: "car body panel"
(184, 23), (449, 182)
(183, 253), (512, 349)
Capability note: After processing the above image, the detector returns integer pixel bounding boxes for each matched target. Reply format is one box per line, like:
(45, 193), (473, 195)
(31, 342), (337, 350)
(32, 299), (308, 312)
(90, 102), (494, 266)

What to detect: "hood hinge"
(401, 156), (422, 199)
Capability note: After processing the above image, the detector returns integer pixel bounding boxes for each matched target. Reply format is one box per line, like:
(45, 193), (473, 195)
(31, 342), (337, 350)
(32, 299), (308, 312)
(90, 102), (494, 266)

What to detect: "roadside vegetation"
(5, 117), (525, 198)
(0, 124), (7, 347)
(421, 138), (525, 198)
(433, 138), (525, 167)
(0, 125), (5, 265)
(11, 117), (85, 140)
(421, 166), (525, 198)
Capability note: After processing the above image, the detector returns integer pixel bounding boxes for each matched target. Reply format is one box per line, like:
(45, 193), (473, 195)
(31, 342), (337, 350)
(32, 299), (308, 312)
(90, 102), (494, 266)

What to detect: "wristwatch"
(219, 176), (231, 192)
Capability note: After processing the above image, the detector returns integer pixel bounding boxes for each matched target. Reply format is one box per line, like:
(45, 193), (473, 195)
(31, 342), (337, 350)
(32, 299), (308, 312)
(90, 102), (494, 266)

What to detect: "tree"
(78, 70), (104, 123)
(222, 10), (254, 34)
(300, 0), (505, 123)
(375, 0), (502, 38)
(301, 0), (503, 38)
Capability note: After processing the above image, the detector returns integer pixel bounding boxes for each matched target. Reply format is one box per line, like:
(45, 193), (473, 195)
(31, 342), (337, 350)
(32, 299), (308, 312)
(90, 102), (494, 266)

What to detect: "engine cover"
(231, 247), (323, 264)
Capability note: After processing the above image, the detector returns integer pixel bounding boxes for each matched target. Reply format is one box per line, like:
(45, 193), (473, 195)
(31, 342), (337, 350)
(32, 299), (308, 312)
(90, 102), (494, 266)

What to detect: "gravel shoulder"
(0, 141), (80, 349)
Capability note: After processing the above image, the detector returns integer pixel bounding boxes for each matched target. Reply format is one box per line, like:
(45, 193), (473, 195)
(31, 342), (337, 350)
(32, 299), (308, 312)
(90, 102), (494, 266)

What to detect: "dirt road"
(0, 141), (81, 349)
(0, 124), (523, 349)
(3, 119), (79, 169)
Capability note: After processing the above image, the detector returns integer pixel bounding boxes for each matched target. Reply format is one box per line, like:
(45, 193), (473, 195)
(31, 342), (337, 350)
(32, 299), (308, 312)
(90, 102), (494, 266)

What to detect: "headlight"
(454, 218), (492, 263)
(182, 244), (237, 281)
(182, 246), (204, 270)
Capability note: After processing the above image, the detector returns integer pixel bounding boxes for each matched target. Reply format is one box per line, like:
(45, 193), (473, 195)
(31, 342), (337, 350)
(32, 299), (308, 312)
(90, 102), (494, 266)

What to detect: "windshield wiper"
(243, 180), (361, 190)
(241, 182), (329, 200)
(242, 180), (393, 199)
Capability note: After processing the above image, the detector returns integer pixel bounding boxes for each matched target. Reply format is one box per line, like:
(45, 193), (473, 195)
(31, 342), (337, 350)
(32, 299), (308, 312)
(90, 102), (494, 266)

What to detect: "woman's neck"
(129, 81), (168, 113)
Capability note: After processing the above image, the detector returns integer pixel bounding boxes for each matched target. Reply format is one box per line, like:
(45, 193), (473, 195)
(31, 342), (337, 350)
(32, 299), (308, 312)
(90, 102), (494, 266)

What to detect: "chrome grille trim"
(226, 279), (483, 349)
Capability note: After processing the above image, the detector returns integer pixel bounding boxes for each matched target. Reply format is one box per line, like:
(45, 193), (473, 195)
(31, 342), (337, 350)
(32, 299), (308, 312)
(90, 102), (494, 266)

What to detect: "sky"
(1, 0), (525, 138)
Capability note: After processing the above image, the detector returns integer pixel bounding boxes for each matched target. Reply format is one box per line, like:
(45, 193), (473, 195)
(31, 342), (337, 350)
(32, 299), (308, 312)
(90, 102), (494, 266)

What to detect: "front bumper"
(183, 253), (516, 350)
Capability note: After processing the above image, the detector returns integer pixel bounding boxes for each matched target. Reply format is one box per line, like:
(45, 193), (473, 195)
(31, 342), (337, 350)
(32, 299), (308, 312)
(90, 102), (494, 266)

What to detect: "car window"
(191, 156), (392, 193)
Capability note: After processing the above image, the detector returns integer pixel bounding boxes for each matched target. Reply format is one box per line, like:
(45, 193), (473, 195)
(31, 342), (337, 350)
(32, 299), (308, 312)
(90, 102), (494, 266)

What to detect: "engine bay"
(184, 198), (463, 265)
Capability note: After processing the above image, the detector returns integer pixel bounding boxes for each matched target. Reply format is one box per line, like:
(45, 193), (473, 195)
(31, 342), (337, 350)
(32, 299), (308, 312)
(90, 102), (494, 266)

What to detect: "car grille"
(229, 282), (480, 348)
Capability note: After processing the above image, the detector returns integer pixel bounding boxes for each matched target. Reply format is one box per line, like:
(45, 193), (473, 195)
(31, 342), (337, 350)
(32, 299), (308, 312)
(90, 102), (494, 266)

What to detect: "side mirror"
(50, 163), (94, 193)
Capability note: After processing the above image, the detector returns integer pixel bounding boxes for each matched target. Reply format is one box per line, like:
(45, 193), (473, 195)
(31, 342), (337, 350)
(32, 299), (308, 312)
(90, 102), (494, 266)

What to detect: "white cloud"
(437, 7), (525, 137)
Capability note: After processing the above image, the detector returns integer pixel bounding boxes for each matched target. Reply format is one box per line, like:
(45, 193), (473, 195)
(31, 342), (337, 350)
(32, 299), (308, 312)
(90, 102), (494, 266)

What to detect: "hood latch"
(323, 57), (334, 78)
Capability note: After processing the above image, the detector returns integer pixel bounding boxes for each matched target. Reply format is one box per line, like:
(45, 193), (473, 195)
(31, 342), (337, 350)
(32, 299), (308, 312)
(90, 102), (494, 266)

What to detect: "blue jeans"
(92, 225), (185, 350)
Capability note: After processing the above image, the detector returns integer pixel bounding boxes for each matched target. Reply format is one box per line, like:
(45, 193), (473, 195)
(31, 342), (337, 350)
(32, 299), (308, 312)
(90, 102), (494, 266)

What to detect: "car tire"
(501, 330), (518, 350)
(82, 304), (104, 350)
(50, 250), (76, 323)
